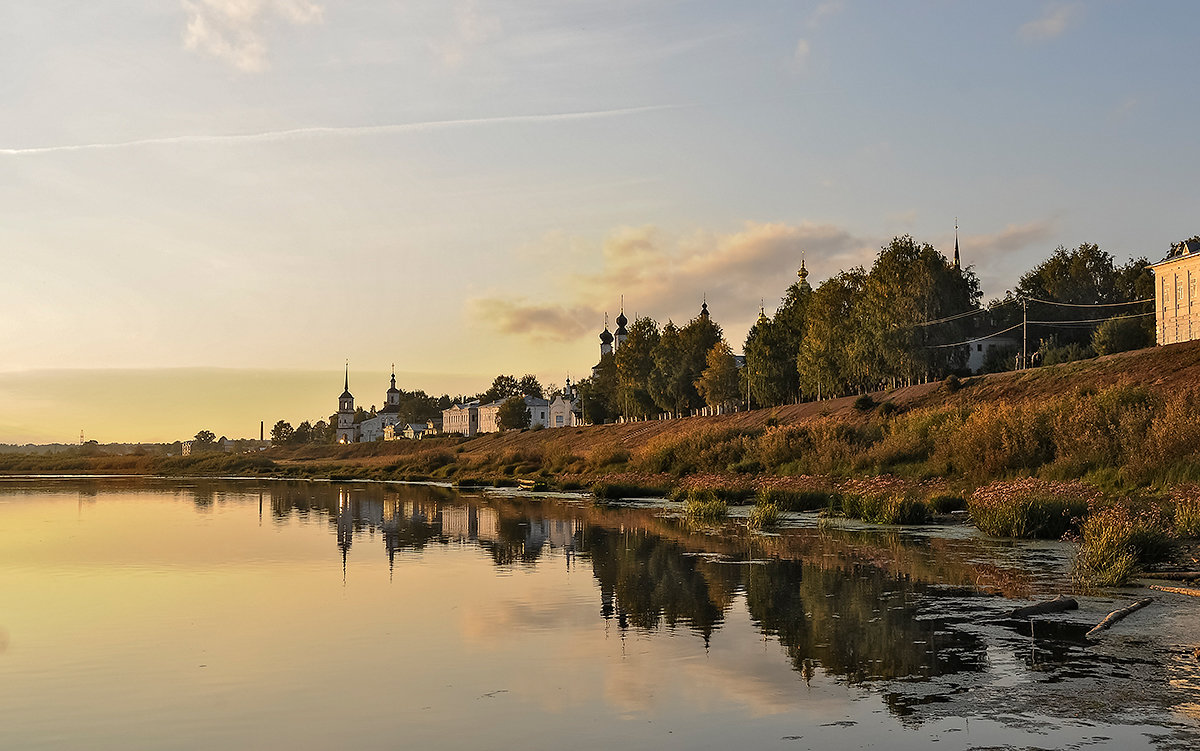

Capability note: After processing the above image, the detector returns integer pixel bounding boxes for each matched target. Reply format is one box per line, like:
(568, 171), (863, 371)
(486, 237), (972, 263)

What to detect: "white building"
(965, 334), (1022, 374)
(336, 367), (358, 443)
(478, 396), (550, 433)
(442, 401), (480, 437)
(1152, 239), (1200, 346)
(548, 377), (583, 428)
(356, 370), (408, 442)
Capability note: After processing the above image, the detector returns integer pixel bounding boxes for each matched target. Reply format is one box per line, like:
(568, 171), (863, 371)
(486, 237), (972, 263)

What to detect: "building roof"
(1157, 239), (1200, 266)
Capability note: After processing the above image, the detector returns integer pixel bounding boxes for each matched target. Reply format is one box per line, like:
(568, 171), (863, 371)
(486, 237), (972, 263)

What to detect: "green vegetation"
(969, 480), (1092, 539)
(755, 488), (837, 512)
(747, 501), (780, 530)
(592, 482), (668, 501)
(1074, 504), (1175, 587)
(840, 492), (930, 525)
(683, 491), (729, 522)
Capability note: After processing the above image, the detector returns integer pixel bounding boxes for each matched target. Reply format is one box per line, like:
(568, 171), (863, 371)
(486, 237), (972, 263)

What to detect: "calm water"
(1, 477), (1198, 750)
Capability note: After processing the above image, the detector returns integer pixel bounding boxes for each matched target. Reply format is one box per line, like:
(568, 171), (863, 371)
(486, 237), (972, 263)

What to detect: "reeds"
(1074, 504), (1174, 586)
(683, 490), (728, 522)
(969, 479), (1095, 539)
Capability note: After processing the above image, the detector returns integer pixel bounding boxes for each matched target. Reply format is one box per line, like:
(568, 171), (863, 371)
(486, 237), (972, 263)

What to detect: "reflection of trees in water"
(746, 561), (986, 685)
(580, 526), (730, 644)
(185, 480), (990, 698)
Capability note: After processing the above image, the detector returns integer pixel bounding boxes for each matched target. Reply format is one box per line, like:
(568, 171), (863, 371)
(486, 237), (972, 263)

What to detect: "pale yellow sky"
(0, 368), (485, 444)
(4, 2), (1196, 442)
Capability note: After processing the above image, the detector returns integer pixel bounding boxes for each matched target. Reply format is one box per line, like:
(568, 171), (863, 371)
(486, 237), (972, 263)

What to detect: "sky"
(3, 0), (1198, 443)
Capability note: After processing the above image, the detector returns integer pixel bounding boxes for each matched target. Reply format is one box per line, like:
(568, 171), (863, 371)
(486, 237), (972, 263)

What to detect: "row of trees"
(570, 235), (1164, 419)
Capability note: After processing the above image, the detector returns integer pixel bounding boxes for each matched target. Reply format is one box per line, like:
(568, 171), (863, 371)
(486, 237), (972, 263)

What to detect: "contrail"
(0, 105), (680, 156)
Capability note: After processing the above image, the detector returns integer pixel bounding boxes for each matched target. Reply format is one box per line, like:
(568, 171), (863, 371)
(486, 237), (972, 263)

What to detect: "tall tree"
(497, 397), (531, 431)
(270, 420), (294, 445)
(517, 374), (545, 399)
(648, 321), (690, 415)
(1015, 243), (1152, 347)
(614, 316), (660, 419)
(696, 342), (740, 409)
(859, 235), (980, 384)
(796, 269), (868, 398)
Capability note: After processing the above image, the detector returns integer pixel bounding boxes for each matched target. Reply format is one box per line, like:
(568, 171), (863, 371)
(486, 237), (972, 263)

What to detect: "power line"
(925, 322), (1024, 348)
(1023, 296), (1153, 308)
(1028, 311), (1156, 326)
(911, 298), (1016, 328)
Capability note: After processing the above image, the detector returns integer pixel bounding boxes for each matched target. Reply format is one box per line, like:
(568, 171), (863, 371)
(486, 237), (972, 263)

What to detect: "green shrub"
(683, 491), (728, 522)
(747, 502), (780, 530)
(1075, 505), (1173, 586)
(854, 394), (877, 412)
(943, 374), (962, 393)
(841, 493), (929, 525)
(1175, 497), (1200, 538)
(592, 482), (668, 500)
(927, 493), (967, 514)
(969, 480), (1094, 538)
(756, 488), (837, 512)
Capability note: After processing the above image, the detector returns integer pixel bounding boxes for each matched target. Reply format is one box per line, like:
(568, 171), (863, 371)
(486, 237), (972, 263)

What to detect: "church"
(335, 366), (409, 443)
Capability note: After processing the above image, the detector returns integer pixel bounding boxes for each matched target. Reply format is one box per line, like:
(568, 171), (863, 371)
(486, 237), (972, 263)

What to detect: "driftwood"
(1085, 598), (1154, 639)
(1148, 584), (1200, 597)
(1008, 594), (1078, 619)
(1141, 572), (1200, 581)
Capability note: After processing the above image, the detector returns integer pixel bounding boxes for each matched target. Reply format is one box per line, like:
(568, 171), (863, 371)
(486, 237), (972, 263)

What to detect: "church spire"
(798, 253), (811, 294)
(954, 218), (960, 269)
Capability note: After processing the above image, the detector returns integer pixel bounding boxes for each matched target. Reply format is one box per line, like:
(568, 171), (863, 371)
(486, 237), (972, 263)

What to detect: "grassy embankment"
(7, 341), (1200, 583)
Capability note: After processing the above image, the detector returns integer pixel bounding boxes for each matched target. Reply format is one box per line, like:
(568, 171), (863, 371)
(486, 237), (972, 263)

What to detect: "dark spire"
(798, 254), (811, 293)
(615, 296), (628, 335)
(599, 313), (613, 344)
(700, 294), (709, 319)
(388, 362), (399, 393)
(340, 362), (353, 399)
(954, 219), (961, 269)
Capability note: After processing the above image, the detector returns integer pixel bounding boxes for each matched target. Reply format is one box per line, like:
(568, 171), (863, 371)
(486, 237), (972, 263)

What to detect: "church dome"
(599, 327), (614, 344)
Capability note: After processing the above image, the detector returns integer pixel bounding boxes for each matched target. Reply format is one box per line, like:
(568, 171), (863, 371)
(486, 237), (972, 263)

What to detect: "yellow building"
(1152, 239), (1200, 345)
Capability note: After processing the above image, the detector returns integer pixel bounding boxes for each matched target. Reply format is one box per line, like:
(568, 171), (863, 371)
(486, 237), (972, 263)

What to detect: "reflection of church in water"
(325, 487), (582, 574)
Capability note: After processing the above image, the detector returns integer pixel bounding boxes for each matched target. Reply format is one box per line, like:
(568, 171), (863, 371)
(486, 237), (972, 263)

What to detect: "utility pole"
(1022, 296), (1028, 370)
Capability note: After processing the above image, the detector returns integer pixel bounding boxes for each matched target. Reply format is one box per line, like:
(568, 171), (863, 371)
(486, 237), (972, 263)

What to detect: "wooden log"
(1008, 594), (1078, 619)
(1085, 597), (1154, 639)
(1148, 584), (1200, 597)
(1140, 572), (1200, 581)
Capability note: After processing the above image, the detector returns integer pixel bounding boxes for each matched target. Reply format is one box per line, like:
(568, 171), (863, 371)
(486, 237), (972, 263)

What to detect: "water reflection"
(4, 476), (1197, 742)
(251, 481), (991, 698)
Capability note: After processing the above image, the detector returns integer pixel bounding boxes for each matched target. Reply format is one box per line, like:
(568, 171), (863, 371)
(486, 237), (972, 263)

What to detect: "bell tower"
(337, 364), (357, 443)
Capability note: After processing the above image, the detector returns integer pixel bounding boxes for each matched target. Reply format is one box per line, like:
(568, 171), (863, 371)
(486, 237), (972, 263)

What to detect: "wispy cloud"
(1018, 2), (1082, 43)
(0, 105), (681, 156)
(183, 0), (324, 72)
(468, 221), (874, 341)
(960, 219), (1058, 257)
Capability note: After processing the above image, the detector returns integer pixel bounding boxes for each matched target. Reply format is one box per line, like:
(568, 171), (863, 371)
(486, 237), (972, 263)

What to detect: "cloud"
(960, 219), (1057, 258)
(793, 38), (811, 71)
(432, 1), (503, 68)
(468, 221), (873, 341)
(466, 299), (598, 343)
(0, 105), (680, 156)
(1018, 2), (1082, 43)
(182, 0), (324, 72)
(808, 0), (846, 29)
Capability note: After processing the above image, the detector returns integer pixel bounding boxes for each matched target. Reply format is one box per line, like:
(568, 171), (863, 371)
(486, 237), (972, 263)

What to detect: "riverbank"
(7, 341), (1200, 582)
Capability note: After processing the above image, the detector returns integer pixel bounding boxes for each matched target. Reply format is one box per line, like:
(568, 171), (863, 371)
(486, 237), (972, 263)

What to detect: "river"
(1, 477), (1197, 750)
